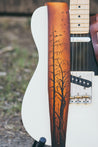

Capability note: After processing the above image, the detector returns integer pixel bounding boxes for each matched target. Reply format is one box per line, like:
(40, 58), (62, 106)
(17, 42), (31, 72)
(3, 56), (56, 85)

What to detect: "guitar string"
(76, 34), (78, 99)
(86, 38), (87, 70)
(76, 34), (78, 71)
(71, 33), (74, 99)
(71, 37), (89, 98)
(72, 34), (74, 71)
(80, 34), (81, 71)
(85, 34), (86, 71)
(83, 34), (85, 71)
(74, 34), (87, 72)
(87, 37), (89, 71)
(85, 34), (87, 71)
(74, 35), (89, 77)
(72, 33), (89, 97)
(87, 42), (89, 71)
(83, 34), (84, 71)
(71, 35), (73, 96)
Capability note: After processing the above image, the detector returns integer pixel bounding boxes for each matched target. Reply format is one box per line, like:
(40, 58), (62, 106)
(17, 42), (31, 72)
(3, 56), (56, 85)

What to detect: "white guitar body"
(21, 6), (98, 147)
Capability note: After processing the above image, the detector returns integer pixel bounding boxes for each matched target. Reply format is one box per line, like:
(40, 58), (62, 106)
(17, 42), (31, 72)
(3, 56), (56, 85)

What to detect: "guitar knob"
(36, 137), (46, 147)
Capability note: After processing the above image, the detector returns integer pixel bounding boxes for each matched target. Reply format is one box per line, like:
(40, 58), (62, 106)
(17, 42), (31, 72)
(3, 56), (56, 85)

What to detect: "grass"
(0, 46), (38, 117)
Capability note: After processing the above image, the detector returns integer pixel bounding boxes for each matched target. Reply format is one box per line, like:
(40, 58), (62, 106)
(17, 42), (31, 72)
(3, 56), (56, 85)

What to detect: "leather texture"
(46, 2), (70, 147)
(90, 14), (98, 64)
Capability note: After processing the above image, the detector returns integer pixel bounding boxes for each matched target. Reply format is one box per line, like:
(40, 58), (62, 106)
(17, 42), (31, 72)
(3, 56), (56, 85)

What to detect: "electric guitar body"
(22, 2), (98, 147)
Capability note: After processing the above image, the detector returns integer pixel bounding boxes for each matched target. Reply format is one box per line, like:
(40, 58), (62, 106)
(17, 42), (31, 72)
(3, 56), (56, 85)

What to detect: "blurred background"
(0, 0), (98, 146)
(0, 0), (38, 146)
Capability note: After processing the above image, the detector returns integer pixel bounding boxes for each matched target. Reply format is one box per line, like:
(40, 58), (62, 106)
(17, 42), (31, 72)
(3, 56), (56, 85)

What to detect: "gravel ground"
(0, 17), (37, 147)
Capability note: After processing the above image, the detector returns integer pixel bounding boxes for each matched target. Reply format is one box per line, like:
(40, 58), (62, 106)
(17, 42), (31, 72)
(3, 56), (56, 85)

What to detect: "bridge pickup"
(71, 75), (92, 88)
(70, 72), (94, 104)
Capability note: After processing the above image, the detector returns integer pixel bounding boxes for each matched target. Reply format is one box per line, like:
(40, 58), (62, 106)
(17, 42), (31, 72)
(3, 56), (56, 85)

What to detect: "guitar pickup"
(70, 72), (94, 104)
(71, 37), (91, 42)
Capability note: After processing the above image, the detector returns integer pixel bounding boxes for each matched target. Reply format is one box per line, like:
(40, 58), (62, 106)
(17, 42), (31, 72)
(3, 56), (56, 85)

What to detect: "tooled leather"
(90, 14), (98, 63)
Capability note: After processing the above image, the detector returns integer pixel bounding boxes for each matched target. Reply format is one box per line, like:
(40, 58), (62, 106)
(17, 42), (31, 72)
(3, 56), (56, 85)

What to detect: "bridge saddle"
(70, 72), (94, 104)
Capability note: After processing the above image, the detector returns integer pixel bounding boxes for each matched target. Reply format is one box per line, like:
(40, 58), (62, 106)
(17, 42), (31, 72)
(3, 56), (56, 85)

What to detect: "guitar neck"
(70, 0), (90, 34)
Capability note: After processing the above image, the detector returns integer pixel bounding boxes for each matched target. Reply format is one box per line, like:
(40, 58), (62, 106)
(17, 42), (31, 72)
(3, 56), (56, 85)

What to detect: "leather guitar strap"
(46, 2), (70, 147)
(90, 14), (98, 63)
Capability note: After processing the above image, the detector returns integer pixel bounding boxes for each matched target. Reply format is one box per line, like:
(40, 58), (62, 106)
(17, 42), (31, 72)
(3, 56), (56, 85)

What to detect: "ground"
(0, 17), (38, 147)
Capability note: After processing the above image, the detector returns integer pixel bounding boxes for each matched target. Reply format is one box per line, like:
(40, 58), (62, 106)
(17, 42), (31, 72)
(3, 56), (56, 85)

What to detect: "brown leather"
(90, 14), (98, 63)
(46, 2), (70, 147)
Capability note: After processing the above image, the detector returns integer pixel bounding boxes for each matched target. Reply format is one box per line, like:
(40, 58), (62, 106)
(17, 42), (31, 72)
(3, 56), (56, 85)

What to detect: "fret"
(71, 5), (89, 9)
(71, 28), (89, 34)
(70, 10), (89, 15)
(70, 0), (90, 34)
(71, 19), (89, 24)
(70, 0), (89, 4)
(71, 24), (89, 27)
(71, 14), (89, 19)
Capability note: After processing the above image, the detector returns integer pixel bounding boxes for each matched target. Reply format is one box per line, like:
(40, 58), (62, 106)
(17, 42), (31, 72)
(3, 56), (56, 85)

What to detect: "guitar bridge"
(70, 72), (94, 104)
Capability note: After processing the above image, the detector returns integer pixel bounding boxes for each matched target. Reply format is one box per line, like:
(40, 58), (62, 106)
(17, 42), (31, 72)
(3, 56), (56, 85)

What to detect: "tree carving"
(47, 2), (70, 147)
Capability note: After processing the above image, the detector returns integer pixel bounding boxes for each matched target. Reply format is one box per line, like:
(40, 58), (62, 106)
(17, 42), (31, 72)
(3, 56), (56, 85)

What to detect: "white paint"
(21, 6), (51, 145)
(71, 37), (91, 42)
(21, 6), (98, 147)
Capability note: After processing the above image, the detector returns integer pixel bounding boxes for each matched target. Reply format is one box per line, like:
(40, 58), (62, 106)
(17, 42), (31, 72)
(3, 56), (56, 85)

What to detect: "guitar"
(21, 1), (98, 147)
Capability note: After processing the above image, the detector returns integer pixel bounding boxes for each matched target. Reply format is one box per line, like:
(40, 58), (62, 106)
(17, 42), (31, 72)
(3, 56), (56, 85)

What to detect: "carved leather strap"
(46, 2), (70, 147)
(90, 14), (98, 63)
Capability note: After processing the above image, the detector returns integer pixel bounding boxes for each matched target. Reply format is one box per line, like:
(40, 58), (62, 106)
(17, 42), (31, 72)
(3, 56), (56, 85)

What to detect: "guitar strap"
(46, 2), (70, 147)
(90, 14), (98, 63)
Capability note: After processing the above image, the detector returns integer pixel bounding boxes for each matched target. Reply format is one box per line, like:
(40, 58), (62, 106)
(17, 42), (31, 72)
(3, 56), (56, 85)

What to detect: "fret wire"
(70, 0), (89, 34)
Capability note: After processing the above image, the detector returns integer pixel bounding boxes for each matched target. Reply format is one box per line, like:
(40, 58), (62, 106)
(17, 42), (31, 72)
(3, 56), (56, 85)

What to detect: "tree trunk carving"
(47, 2), (70, 147)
